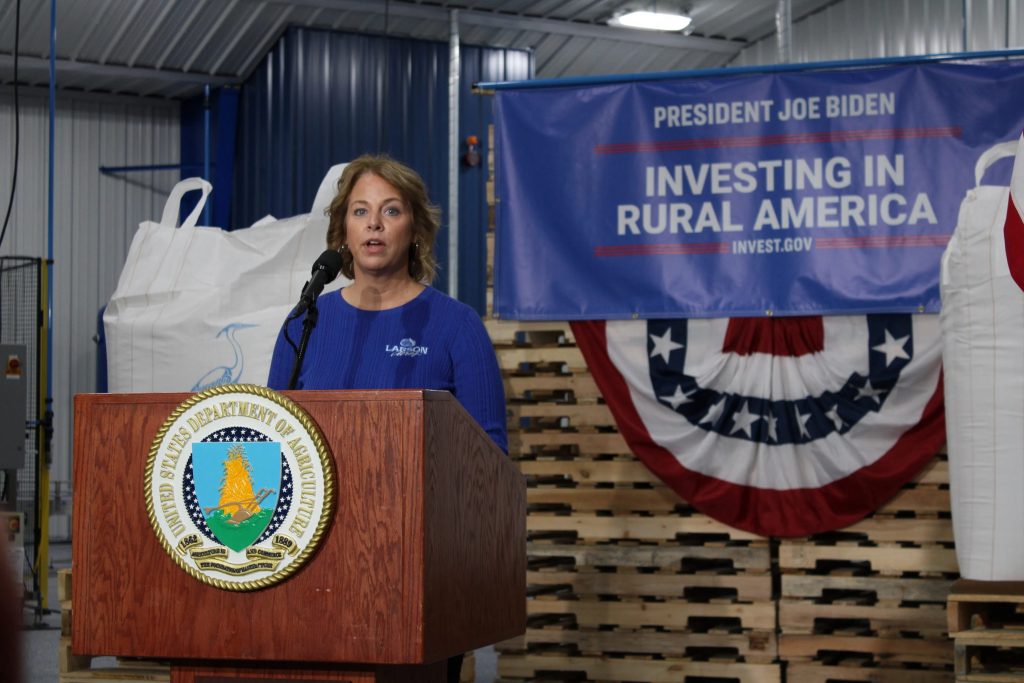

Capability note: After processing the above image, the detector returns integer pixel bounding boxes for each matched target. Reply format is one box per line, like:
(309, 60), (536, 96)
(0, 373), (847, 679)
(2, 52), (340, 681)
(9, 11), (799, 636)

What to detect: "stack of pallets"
(489, 319), (779, 683)
(948, 579), (1024, 681)
(778, 455), (957, 683)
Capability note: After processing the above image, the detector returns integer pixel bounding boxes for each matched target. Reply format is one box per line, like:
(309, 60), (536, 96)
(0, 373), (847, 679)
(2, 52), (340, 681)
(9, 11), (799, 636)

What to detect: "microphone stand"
(287, 299), (319, 390)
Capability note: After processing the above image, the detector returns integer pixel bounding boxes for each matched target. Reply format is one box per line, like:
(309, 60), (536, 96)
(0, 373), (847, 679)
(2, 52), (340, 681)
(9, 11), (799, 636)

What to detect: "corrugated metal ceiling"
(0, 0), (839, 99)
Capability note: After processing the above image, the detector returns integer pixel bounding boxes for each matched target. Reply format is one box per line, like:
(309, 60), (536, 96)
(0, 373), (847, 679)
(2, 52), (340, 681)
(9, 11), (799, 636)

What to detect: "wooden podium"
(72, 390), (526, 682)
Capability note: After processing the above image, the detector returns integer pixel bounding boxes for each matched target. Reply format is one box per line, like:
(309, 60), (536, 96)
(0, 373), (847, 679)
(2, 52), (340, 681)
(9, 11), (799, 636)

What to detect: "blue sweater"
(267, 287), (507, 453)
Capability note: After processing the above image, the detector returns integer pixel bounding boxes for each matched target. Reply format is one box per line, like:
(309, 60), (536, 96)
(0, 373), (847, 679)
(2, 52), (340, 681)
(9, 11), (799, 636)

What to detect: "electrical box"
(0, 344), (27, 470)
(2, 511), (24, 592)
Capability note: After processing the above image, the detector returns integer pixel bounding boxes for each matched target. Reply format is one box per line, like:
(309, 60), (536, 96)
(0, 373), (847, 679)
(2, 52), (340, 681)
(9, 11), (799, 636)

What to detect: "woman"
(268, 154), (506, 451)
(267, 155), (507, 681)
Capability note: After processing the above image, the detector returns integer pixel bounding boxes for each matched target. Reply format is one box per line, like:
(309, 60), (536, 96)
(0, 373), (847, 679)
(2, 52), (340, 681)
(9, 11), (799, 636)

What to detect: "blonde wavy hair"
(326, 155), (441, 283)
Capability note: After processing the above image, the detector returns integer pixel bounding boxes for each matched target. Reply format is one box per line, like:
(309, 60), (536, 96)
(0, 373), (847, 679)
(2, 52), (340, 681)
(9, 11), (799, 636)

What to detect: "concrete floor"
(20, 542), (498, 682)
(20, 541), (70, 683)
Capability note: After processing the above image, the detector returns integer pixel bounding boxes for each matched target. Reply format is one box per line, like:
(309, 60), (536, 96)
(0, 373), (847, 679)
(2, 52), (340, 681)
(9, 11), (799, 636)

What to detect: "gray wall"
(734, 0), (1022, 65)
(0, 86), (178, 533)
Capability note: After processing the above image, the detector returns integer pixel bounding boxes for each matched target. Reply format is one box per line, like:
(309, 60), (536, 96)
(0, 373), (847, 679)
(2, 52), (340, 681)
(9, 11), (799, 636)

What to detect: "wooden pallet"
(497, 653), (781, 682)
(486, 319), (577, 346)
(528, 511), (765, 542)
(772, 457), (958, 681)
(496, 347), (588, 374)
(783, 574), (954, 604)
(526, 542), (772, 574)
(500, 628), (776, 662)
(780, 600), (949, 636)
(509, 403), (614, 431)
(948, 579), (1024, 681)
(786, 663), (954, 682)
(511, 432), (633, 458)
(504, 374), (603, 403)
(780, 542), (959, 577)
(873, 456), (951, 518)
(529, 568), (771, 602)
(780, 633), (953, 664)
(527, 597), (775, 632)
(519, 459), (660, 486)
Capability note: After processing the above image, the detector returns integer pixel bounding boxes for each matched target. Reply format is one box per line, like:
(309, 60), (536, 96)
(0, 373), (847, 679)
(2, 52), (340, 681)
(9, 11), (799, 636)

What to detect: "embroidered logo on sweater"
(386, 338), (429, 357)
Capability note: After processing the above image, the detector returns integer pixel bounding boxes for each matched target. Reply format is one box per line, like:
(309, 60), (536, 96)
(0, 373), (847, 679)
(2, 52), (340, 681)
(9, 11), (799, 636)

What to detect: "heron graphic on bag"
(191, 323), (258, 391)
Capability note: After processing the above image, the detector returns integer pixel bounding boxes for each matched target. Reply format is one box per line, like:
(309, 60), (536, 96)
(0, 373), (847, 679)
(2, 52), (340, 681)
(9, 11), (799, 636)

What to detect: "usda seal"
(144, 384), (334, 591)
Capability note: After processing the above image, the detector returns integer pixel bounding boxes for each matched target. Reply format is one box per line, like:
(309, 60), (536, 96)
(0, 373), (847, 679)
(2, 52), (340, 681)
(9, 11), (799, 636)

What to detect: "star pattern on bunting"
(649, 328), (684, 364)
(797, 409), (813, 439)
(700, 395), (726, 427)
(856, 379), (885, 404)
(659, 385), (691, 410)
(643, 316), (913, 445)
(826, 406), (845, 432)
(872, 329), (910, 366)
(729, 401), (762, 436)
(765, 413), (778, 443)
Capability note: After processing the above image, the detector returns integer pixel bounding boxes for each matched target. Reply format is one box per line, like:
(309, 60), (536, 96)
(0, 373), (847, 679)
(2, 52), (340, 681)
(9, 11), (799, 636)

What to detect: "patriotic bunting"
(572, 315), (945, 537)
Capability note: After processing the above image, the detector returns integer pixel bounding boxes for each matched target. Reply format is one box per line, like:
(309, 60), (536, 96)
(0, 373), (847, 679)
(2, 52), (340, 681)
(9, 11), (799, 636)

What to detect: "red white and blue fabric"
(572, 315), (945, 537)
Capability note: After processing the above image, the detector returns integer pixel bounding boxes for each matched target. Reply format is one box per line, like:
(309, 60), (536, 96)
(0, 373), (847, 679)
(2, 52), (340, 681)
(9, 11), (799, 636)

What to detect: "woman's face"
(344, 172), (415, 281)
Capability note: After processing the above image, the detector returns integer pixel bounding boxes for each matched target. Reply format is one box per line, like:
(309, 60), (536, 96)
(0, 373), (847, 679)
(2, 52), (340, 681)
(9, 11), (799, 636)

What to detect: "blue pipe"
(476, 46), (1024, 90)
(99, 163), (207, 175)
(203, 85), (211, 226)
(46, 0), (55, 404)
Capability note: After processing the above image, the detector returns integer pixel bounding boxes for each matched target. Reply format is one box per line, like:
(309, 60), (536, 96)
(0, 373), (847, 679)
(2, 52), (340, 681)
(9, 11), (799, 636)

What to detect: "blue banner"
(494, 60), (1024, 319)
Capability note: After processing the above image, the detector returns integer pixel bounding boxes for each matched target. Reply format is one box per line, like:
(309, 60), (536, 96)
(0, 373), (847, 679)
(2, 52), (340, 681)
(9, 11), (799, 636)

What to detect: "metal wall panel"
(0, 87), (179, 501)
(235, 28), (446, 228)
(233, 26), (530, 310)
(734, 0), (1023, 65)
(459, 44), (533, 313)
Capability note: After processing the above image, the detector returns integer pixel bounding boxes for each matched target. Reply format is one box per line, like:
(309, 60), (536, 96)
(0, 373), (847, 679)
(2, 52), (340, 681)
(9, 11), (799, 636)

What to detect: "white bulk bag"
(940, 138), (1024, 580)
(103, 166), (347, 393)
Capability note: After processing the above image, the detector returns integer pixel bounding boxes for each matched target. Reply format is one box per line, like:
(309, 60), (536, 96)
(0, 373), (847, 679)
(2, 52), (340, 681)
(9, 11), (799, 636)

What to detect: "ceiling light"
(609, 10), (692, 32)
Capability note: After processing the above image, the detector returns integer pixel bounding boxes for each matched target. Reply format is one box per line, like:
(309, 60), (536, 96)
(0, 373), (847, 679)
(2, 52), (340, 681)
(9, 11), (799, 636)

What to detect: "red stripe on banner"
(815, 235), (950, 249)
(594, 127), (962, 155)
(594, 243), (731, 257)
(570, 319), (946, 538)
(1005, 193), (1024, 292)
(722, 316), (824, 357)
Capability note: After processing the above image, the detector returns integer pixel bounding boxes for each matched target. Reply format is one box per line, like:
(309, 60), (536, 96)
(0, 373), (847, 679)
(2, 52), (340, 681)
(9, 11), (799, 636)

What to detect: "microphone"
(294, 249), (343, 315)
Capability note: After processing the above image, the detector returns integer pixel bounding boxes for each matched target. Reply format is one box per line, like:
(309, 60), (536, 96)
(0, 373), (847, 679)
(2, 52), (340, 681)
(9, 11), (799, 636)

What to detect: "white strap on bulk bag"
(160, 177), (213, 228)
(974, 140), (1018, 187)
